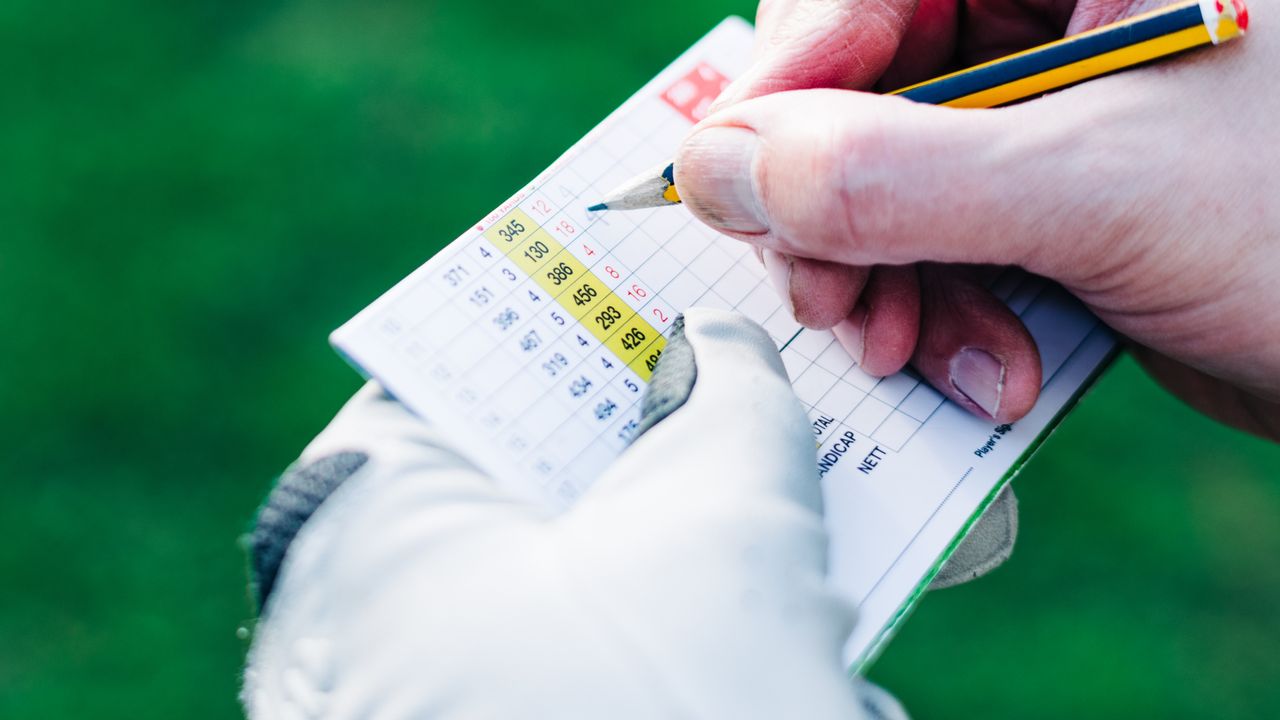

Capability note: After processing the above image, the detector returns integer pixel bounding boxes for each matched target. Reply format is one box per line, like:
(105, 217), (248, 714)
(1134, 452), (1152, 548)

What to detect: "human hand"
(675, 0), (1280, 440)
(241, 310), (908, 719)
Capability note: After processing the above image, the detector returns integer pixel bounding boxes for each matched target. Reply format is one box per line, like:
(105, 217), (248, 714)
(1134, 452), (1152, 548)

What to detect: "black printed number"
(593, 305), (622, 330)
(644, 348), (663, 372)
(496, 219), (526, 243)
(619, 327), (645, 351)
(546, 262), (574, 286)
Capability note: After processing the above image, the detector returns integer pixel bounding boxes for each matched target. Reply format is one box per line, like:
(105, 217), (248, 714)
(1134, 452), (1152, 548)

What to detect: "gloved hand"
(241, 309), (911, 719)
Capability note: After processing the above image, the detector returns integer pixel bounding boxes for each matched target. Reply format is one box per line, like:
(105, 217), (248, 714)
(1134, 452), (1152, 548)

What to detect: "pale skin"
(674, 0), (1280, 440)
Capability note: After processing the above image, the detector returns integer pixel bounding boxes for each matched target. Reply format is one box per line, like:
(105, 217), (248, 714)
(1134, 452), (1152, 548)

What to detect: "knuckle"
(831, 110), (897, 256)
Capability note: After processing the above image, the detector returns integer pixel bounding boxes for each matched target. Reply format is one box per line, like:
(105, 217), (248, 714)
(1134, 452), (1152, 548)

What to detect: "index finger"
(712, 0), (920, 110)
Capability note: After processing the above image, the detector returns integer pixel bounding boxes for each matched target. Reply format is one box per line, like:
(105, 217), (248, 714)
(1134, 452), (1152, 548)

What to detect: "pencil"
(587, 0), (1248, 212)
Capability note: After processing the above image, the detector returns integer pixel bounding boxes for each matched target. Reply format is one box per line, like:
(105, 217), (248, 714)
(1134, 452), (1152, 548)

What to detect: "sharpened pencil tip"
(589, 161), (682, 212)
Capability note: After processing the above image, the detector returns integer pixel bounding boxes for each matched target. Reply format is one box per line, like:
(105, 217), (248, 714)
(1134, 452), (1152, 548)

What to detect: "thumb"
(711, 0), (918, 110)
(566, 308), (861, 717)
(676, 84), (1135, 284)
(588, 307), (822, 519)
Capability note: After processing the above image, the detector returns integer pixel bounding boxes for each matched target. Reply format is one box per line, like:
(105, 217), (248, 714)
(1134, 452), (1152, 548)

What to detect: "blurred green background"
(3, 0), (1278, 717)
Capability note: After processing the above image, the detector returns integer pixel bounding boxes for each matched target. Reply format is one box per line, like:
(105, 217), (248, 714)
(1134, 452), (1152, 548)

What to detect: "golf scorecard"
(331, 17), (1117, 670)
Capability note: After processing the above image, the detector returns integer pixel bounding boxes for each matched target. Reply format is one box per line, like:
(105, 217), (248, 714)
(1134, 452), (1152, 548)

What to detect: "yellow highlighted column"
(579, 297), (631, 343)
(509, 229), (561, 275)
(558, 275), (609, 319)
(604, 315), (658, 364)
(628, 337), (666, 381)
(483, 209), (538, 253)
(532, 249), (590, 300)
(482, 207), (670, 382)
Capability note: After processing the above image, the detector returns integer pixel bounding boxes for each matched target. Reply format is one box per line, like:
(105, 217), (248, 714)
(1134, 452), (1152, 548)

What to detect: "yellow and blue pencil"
(588, 0), (1249, 212)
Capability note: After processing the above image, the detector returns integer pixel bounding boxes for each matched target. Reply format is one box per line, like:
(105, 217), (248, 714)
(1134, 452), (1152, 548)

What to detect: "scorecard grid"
(361, 43), (814, 504)
(785, 271), (1085, 465)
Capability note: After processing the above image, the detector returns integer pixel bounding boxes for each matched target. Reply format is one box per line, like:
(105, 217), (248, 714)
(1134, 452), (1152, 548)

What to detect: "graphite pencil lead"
(586, 162), (681, 212)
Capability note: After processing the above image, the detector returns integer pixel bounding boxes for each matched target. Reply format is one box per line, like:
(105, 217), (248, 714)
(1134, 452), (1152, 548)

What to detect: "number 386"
(546, 262), (574, 285)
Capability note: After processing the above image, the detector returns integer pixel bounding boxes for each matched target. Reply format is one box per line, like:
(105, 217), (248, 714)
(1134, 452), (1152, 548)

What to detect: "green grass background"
(3, 1), (1278, 717)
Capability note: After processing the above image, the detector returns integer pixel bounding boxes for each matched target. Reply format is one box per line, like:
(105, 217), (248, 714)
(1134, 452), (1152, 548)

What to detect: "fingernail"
(752, 245), (764, 266)
(762, 248), (794, 317)
(858, 310), (870, 366)
(949, 348), (1006, 419)
(676, 126), (768, 233)
(832, 306), (867, 367)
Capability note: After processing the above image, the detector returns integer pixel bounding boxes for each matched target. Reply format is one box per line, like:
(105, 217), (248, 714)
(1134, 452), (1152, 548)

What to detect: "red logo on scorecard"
(660, 63), (731, 124)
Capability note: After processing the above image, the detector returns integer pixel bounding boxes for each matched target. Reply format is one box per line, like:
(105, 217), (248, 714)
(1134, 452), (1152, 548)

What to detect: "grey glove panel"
(633, 315), (696, 442)
(248, 451), (368, 610)
(928, 485), (1018, 590)
(855, 679), (911, 720)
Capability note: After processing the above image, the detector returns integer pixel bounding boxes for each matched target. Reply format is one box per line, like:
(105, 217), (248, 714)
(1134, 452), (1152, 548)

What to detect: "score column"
(483, 209), (667, 382)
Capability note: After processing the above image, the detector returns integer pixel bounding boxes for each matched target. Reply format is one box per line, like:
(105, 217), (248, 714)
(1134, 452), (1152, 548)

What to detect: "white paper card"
(332, 17), (1116, 669)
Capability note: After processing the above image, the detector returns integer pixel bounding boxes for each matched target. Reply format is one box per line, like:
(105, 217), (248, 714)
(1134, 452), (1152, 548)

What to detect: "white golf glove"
(242, 309), (1006, 718)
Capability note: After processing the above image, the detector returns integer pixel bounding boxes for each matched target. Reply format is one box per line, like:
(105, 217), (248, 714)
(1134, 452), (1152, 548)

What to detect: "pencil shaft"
(890, 0), (1222, 107)
(589, 0), (1247, 211)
